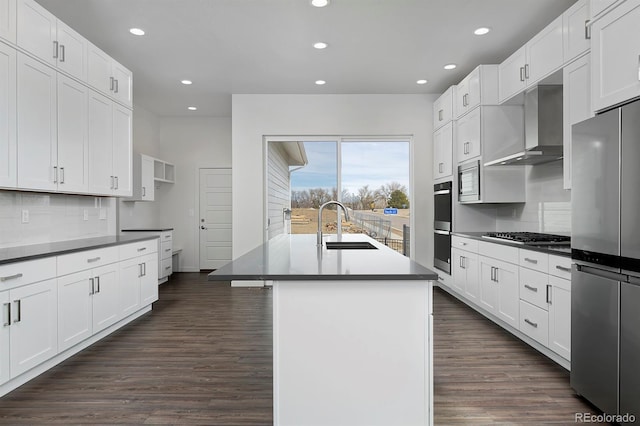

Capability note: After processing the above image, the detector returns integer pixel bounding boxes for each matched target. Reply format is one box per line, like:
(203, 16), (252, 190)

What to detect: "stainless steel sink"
(325, 241), (378, 250)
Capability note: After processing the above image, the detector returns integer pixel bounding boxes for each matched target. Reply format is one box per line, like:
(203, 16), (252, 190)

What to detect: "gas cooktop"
(482, 232), (571, 245)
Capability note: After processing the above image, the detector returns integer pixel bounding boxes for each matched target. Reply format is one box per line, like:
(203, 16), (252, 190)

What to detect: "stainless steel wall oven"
(434, 181), (452, 274)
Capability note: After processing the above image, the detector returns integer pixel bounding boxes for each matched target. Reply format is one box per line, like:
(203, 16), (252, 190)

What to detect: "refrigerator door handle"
(576, 264), (627, 282)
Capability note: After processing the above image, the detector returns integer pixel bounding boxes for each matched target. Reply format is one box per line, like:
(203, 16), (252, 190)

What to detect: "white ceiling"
(37, 0), (577, 117)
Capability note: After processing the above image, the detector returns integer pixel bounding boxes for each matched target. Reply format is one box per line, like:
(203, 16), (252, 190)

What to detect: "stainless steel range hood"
(484, 85), (563, 166)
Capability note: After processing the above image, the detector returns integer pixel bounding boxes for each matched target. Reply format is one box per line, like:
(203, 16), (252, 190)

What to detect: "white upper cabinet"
(16, 0), (86, 82)
(0, 41), (16, 189)
(591, 0), (625, 20)
(131, 153), (155, 201)
(591, 0), (640, 111)
(112, 104), (132, 196)
(88, 42), (133, 108)
(499, 16), (565, 103)
(433, 122), (453, 180)
(456, 106), (481, 163)
(16, 53), (57, 192)
(564, 0), (591, 63)
(433, 86), (453, 130)
(57, 74), (89, 193)
(454, 65), (498, 118)
(0, 0), (17, 44)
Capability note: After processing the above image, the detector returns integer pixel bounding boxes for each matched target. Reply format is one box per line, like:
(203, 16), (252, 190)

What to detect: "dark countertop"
(208, 234), (437, 281)
(453, 232), (571, 257)
(0, 234), (159, 265)
(121, 228), (173, 232)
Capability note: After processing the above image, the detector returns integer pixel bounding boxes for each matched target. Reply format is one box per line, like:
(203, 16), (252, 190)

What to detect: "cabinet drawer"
(57, 246), (119, 276)
(519, 267), (549, 310)
(119, 239), (158, 260)
(160, 231), (172, 242)
(160, 257), (172, 278)
(478, 241), (519, 264)
(451, 236), (478, 253)
(0, 257), (56, 289)
(519, 300), (549, 346)
(548, 255), (572, 280)
(161, 240), (172, 260)
(519, 249), (549, 273)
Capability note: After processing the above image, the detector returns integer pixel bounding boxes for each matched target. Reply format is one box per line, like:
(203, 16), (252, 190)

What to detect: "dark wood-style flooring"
(0, 272), (608, 425)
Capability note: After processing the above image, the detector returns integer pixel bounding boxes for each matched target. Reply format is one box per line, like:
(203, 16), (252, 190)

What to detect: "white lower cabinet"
(548, 275), (571, 360)
(452, 248), (479, 303)
(8, 279), (58, 378)
(479, 255), (519, 329)
(0, 290), (9, 385)
(57, 263), (120, 352)
(519, 300), (549, 346)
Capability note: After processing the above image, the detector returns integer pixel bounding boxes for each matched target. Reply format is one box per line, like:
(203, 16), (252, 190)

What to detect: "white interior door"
(199, 168), (232, 270)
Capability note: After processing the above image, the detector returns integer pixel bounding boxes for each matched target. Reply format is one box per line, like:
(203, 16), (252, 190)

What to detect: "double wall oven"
(434, 181), (452, 273)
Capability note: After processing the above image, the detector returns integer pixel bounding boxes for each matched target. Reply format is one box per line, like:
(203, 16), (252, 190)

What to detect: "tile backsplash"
(0, 191), (116, 248)
(495, 161), (571, 234)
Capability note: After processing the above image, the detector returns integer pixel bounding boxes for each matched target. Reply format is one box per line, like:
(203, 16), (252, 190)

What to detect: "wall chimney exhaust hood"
(484, 85), (563, 166)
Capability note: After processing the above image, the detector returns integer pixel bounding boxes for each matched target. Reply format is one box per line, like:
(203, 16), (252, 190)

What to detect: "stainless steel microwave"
(458, 160), (480, 203)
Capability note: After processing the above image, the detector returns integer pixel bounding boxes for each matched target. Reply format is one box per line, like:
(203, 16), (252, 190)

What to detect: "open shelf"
(153, 159), (175, 183)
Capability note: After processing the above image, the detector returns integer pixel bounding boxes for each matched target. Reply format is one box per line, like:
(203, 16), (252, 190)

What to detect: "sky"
(290, 141), (410, 197)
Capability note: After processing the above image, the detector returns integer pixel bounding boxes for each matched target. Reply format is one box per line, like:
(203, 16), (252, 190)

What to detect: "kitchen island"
(208, 234), (437, 426)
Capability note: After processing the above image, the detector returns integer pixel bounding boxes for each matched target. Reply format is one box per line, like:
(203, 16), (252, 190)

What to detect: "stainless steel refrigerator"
(571, 99), (640, 417)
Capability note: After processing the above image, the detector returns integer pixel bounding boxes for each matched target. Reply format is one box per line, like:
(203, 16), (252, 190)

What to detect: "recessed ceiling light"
(187, 106), (197, 111)
(311, 0), (329, 7)
(181, 80), (193, 85)
(129, 28), (145, 36)
(313, 42), (328, 49)
(416, 79), (428, 85)
(443, 64), (457, 70)
(474, 27), (491, 36)
(315, 80), (326, 85)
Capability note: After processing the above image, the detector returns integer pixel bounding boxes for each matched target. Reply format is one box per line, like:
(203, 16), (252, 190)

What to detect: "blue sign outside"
(383, 208), (398, 215)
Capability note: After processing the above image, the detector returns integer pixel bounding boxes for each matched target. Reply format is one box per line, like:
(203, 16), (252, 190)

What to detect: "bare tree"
(357, 185), (375, 210)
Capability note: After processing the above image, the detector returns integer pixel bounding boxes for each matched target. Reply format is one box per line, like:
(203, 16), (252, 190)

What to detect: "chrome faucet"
(317, 201), (350, 246)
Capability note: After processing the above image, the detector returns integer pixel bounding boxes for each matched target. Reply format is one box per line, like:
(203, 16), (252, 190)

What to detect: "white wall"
(157, 116), (232, 272)
(232, 94), (436, 268)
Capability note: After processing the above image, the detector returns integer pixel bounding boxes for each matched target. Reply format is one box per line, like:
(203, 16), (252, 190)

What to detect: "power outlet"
(21, 209), (29, 224)
(83, 209), (89, 221)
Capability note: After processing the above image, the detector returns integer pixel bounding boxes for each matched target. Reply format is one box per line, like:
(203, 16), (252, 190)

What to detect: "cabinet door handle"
(524, 318), (538, 328)
(53, 40), (58, 59)
(585, 19), (591, 40)
(524, 284), (538, 293)
(60, 167), (65, 184)
(115, 176), (119, 190)
(524, 258), (538, 264)
(95, 276), (100, 293)
(114, 79), (119, 94)
(142, 186), (146, 196)
(438, 163), (443, 173)
(438, 109), (443, 121)
(13, 300), (21, 323)
(110, 76), (115, 91)
(165, 235), (171, 239)
(524, 63), (530, 79)
(165, 266), (171, 271)
(3, 303), (11, 327)
(1, 273), (23, 282)
(110, 176), (115, 189)
(59, 44), (65, 62)
(165, 248), (171, 253)
(546, 284), (552, 305)
(139, 263), (143, 278)
(87, 257), (101, 263)
(89, 277), (95, 295)
(555, 265), (571, 272)
(137, 247), (147, 252)
(519, 67), (525, 82)
(53, 165), (58, 183)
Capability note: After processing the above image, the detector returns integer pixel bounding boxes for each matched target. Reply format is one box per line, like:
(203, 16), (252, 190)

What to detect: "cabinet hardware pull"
(114, 79), (119, 94)
(53, 40), (58, 59)
(459, 242), (467, 246)
(60, 44), (65, 62)
(165, 248), (171, 252)
(1, 273), (23, 282)
(524, 63), (530, 79)
(524, 318), (538, 328)
(110, 176), (114, 189)
(555, 265), (570, 272)
(165, 235), (171, 239)
(60, 167), (65, 184)
(53, 165), (58, 183)
(87, 257), (101, 263)
(165, 266), (171, 270)
(142, 186), (146, 197)
(524, 284), (538, 292)
(546, 284), (552, 304)
(96, 276), (100, 293)
(519, 67), (525, 82)
(14, 300), (21, 323)
(115, 176), (119, 190)
(585, 20), (591, 40)
(110, 77), (114, 91)
(524, 258), (538, 264)
(439, 163), (443, 173)
(143, 262), (147, 276)
(90, 277), (95, 295)
(438, 109), (443, 121)
(137, 247), (146, 252)
(3, 303), (10, 326)
(139, 263), (143, 278)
